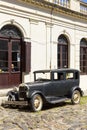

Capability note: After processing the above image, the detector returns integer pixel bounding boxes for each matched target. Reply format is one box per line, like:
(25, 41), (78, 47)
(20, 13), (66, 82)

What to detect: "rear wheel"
(30, 94), (43, 112)
(71, 90), (81, 104)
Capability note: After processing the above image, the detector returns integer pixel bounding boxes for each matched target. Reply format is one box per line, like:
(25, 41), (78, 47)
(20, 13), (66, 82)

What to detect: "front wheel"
(71, 90), (81, 104)
(8, 94), (17, 108)
(30, 94), (43, 112)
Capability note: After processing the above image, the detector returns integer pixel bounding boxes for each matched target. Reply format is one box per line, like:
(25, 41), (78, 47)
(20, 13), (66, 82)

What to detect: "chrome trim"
(19, 83), (28, 88)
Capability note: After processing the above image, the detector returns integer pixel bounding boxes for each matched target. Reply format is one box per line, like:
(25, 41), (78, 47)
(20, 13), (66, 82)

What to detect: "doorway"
(0, 37), (21, 88)
(0, 24), (23, 88)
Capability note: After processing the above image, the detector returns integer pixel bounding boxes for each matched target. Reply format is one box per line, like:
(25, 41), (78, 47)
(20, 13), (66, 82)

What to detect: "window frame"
(80, 44), (87, 75)
(57, 35), (68, 69)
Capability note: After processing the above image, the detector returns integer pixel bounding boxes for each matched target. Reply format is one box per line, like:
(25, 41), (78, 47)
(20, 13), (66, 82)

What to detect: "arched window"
(57, 34), (68, 69)
(0, 25), (23, 73)
(80, 38), (87, 74)
(0, 24), (23, 38)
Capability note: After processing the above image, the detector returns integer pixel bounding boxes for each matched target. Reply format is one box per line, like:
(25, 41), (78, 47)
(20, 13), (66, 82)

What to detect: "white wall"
(70, 0), (80, 12)
(0, 0), (87, 93)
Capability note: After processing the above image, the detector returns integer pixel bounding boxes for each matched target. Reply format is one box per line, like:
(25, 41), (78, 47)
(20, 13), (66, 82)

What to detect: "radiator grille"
(19, 86), (27, 99)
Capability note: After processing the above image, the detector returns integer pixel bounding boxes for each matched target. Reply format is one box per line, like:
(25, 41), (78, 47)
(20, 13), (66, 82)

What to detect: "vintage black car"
(6, 69), (83, 112)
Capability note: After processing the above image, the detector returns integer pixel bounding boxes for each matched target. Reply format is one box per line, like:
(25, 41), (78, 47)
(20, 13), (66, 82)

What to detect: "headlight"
(19, 83), (28, 88)
(19, 83), (29, 90)
(26, 91), (29, 97)
(13, 86), (18, 92)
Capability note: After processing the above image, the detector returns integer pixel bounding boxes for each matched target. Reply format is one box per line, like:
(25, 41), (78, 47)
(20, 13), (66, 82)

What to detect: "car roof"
(33, 68), (79, 73)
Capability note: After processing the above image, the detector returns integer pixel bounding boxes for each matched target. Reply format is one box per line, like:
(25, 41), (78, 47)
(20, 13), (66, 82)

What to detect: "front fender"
(7, 90), (19, 101)
(29, 91), (45, 100)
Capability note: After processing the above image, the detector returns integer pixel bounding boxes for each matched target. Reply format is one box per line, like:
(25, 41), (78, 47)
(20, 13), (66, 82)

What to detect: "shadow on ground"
(2, 101), (72, 112)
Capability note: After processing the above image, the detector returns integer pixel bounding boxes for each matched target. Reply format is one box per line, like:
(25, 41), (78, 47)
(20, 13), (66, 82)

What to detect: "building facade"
(0, 0), (87, 93)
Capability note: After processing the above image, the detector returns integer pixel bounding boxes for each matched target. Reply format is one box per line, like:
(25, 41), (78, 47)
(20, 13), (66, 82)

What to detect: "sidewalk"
(0, 88), (12, 105)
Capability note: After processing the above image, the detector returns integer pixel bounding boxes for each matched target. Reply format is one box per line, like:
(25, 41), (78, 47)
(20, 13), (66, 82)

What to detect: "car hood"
(19, 81), (50, 88)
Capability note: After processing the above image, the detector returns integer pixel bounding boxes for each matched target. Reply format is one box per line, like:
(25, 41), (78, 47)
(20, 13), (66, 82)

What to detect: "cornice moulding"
(19, 0), (87, 21)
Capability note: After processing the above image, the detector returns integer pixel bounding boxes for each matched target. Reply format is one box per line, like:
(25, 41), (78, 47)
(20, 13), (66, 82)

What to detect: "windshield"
(34, 72), (51, 81)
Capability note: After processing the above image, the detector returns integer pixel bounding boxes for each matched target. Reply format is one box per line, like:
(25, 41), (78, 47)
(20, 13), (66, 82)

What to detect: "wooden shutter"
(21, 41), (31, 73)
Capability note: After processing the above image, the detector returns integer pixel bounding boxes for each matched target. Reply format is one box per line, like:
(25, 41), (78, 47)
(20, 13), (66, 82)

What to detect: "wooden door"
(9, 39), (21, 86)
(0, 38), (21, 88)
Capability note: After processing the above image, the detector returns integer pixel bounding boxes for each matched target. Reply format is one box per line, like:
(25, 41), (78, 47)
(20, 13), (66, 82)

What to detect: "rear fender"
(69, 86), (83, 98)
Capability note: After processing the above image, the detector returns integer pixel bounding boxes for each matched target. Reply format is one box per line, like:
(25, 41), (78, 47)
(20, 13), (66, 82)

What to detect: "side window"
(75, 72), (79, 79)
(53, 72), (64, 80)
(58, 73), (64, 80)
(66, 72), (74, 80)
(54, 72), (58, 80)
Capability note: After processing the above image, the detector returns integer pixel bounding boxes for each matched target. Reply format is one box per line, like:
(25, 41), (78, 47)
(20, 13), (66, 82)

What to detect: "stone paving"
(0, 102), (87, 130)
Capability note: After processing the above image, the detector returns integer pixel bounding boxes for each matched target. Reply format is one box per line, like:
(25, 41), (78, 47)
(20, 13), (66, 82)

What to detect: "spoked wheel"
(30, 94), (43, 112)
(71, 90), (81, 104)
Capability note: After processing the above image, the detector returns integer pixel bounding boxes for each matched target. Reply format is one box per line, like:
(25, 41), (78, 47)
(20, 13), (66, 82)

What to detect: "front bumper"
(2, 100), (28, 106)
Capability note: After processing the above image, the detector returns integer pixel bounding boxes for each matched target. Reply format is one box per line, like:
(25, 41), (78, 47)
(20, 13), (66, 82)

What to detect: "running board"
(46, 97), (70, 104)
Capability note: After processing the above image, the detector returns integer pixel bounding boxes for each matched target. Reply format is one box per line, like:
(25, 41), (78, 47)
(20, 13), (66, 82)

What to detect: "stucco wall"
(0, 0), (87, 93)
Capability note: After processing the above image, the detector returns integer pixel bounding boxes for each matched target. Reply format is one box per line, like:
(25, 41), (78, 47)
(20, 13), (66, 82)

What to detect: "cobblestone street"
(0, 102), (87, 130)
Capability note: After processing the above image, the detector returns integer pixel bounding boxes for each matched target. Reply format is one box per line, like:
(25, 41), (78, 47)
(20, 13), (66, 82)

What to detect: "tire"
(71, 90), (81, 104)
(30, 94), (43, 112)
(8, 95), (15, 101)
(8, 94), (16, 108)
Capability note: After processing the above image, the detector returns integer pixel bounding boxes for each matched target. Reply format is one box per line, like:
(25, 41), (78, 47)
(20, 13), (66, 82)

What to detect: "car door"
(65, 71), (75, 95)
(43, 72), (59, 97)
(44, 72), (66, 97)
(51, 72), (66, 97)
(64, 71), (79, 95)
